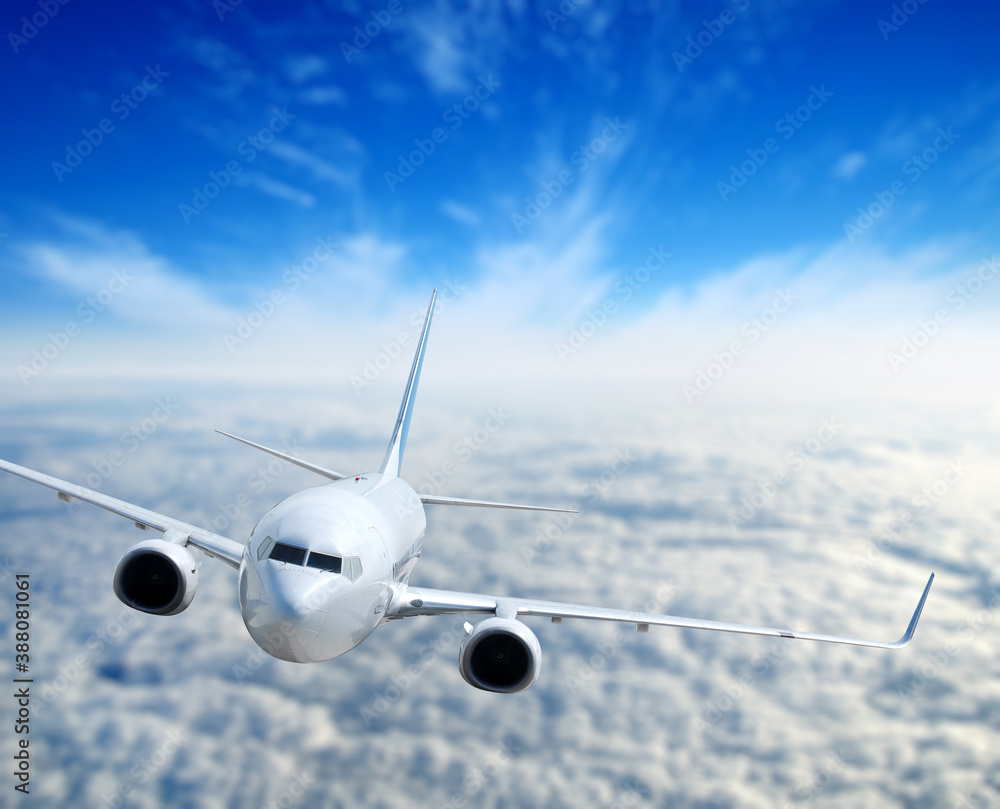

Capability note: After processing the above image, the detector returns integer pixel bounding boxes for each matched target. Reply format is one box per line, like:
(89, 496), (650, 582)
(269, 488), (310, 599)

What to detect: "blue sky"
(1, 0), (998, 411)
(2, 0), (998, 329)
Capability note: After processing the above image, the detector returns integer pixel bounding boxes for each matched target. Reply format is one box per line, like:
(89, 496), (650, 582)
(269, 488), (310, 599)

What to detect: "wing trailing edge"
(387, 573), (935, 650)
(0, 458), (244, 568)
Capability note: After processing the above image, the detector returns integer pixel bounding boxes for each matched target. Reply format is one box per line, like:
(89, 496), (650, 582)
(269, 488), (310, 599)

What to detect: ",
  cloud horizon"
(5, 231), (998, 435)
(2, 0), (998, 806)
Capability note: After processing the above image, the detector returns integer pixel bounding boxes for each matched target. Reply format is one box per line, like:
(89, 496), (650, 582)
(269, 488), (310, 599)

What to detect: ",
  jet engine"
(458, 617), (542, 693)
(113, 539), (198, 616)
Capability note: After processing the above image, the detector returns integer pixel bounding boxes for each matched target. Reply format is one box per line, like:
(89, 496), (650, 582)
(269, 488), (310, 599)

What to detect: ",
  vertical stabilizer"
(380, 289), (437, 477)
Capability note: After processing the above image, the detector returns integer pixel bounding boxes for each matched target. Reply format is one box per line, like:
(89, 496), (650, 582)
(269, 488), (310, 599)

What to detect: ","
(0, 290), (935, 694)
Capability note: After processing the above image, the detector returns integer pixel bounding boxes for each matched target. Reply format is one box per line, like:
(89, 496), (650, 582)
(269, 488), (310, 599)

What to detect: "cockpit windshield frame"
(306, 551), (342, 573)
(263, 540), (361, 581)
(269, 542), (306, 566)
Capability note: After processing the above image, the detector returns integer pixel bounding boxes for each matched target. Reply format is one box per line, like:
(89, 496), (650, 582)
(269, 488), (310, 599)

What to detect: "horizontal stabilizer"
(420, 494), (578, 513)
(216, 431), (346, 481)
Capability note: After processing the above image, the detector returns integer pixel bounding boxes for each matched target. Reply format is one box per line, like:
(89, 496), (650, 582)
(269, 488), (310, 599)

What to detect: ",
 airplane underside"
(0, 290), (934, 694)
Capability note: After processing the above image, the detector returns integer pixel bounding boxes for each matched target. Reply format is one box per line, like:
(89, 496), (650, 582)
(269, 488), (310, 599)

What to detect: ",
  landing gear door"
(369, 526), (391, 615)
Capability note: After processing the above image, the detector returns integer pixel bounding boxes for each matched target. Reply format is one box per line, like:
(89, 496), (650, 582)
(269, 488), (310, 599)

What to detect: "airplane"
(0, 290), (934, 693)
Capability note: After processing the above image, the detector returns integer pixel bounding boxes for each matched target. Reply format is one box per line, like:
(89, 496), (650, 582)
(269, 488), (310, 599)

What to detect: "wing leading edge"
(387, 573), (935, 650)
(0, 458), (244, 568)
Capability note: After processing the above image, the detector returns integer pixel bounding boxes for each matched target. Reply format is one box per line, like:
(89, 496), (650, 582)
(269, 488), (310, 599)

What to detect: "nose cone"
(240, 566), (329, 662)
